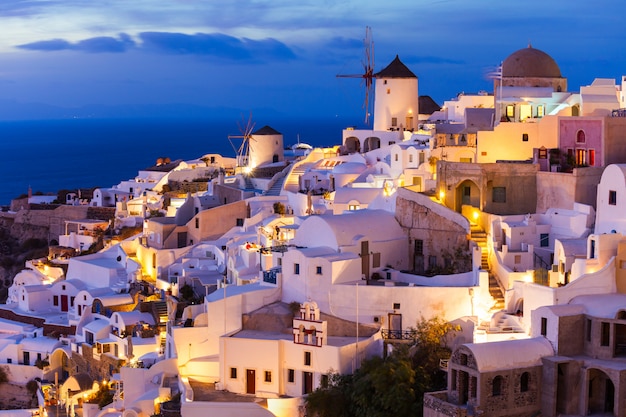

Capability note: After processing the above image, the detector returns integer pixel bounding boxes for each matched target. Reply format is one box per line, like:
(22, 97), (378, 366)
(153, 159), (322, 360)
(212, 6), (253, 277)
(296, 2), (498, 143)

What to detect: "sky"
(0, 0), (624, 123)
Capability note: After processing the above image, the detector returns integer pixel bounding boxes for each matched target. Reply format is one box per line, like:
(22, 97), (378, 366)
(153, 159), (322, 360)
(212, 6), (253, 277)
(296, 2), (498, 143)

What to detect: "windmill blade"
(336, 26), (375, 124)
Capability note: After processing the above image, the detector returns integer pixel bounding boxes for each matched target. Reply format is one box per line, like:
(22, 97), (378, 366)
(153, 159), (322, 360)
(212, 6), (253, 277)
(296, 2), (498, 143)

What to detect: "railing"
(263, 268), (281, 284)
(381, 329), (417, 340)
(612, 109), (626, 117)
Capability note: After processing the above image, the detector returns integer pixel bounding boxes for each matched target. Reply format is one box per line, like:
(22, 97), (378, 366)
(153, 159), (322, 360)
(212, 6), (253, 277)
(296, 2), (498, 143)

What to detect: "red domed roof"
(502, 45), (562, 78)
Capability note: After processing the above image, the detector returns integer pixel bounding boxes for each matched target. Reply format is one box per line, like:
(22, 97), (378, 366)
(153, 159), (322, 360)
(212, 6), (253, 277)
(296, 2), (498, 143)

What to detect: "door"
(303, 371), (313, 394)
(388, 313), (402, 339)
(61, 295), (68, 312)
(246, 369), (255, 394)
(23, 351), (30, 366)
(177, 232), (187, 249)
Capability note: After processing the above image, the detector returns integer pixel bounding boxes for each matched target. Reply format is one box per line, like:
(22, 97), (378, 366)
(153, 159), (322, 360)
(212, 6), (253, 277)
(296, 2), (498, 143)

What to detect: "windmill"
(228, 114), (256, 174)
(337, 26), (375, 125)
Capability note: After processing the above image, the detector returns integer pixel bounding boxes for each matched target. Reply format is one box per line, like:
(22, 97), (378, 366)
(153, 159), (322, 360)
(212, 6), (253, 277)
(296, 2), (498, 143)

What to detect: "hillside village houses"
(0, 44), (626, 417)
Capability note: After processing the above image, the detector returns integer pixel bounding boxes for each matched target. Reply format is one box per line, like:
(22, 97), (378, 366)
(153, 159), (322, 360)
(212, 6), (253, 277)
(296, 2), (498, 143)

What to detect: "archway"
(455, 179), (480, 212)
(587, 368), (615, 415)
(344, 137), (361, 154)
(364, 137), (381, 152)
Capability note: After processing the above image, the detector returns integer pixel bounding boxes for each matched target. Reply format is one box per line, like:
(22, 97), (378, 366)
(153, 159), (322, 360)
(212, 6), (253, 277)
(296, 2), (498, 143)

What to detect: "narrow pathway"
(469, 224), (504, 311)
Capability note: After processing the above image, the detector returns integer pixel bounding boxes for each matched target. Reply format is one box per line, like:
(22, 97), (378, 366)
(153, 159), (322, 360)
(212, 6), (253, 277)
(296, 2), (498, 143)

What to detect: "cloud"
(17, 34), (135, 53)
(402, 55), (466, 66)
(16, 31), (296, 62)
(138, 32), (296, 62)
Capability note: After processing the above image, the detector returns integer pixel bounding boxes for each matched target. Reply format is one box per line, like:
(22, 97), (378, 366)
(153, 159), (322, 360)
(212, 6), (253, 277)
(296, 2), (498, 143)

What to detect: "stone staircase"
(264, 174), (287, 196)
(283, 160), (317, 193)
(470, 224), (504, 311)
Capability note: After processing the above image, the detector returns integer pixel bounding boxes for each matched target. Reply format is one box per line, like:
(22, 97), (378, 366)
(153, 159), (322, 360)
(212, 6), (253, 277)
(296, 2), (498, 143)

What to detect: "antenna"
(337, 26), (375, 124)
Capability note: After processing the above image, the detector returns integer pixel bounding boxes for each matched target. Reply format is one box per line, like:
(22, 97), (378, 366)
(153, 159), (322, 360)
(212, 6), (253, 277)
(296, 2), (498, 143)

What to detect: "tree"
(305, 316), (459, 417)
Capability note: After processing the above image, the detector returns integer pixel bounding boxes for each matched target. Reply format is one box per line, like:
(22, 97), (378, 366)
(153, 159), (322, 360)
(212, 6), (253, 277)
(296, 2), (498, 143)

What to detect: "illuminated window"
(506, 105), (515, 118)
(537, 105), (544, 117)
(588, 149), (595, 166)
(387, 88), (390, 94)
(348, 204), (360, 211)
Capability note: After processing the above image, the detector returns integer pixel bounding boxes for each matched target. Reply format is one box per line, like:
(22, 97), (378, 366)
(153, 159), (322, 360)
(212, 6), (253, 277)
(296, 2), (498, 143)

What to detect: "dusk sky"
(0, 0), (624, 122)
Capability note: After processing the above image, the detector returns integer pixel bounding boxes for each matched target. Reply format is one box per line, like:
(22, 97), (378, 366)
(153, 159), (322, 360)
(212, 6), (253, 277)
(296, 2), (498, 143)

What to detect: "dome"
(502, 45), (562, 78)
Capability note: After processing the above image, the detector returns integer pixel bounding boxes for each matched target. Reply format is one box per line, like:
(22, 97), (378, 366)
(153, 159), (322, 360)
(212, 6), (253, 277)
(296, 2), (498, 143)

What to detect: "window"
(288, 369), (295, 383)
(62, 285), (66, 291)
(522, 133), (529, 142)
(294, 263), (300, 275)
(391, 117), (397, 127)
(321, 374), (329, 388)
(53, 296), (59, 306)
(588, 149), (595, 166)
(601, 322), (610, 346)
(514, 255), (521, 264)
(520, 372), (529, 392)
(492, 187), (506, 203)
(393, 303), (401, 310)
(264, 371), (272, 383)
(506, 105), (515, 118)
(415, 240), (424, 256)
(304, 351), (311, 366)
(540, 234), (549, 247)
(387, 89), (391, 95)
(195, 218), (199, 229)
(586, 319), (592, 342)
(409, 154), (413, 163)
(236, 218), (244, 227)
(348, 204), (360, 211)
(460, 157), (472, 163)
(537, 105), (544, 117)
(609, 190), (617, 206)
(576, 130), (586, 143)
(394, 153), (398, 162)
(230, 368), (237, 379)
(372, 253), (381, 268)
(71, 296), (75, 307)
(492, 376), (502, 396)
(316, 266), (322, 275)
(540, 317), (547, 336)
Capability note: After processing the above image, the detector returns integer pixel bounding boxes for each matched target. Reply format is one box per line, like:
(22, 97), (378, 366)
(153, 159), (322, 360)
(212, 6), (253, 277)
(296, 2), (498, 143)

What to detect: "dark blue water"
(0, 117), (353, 206)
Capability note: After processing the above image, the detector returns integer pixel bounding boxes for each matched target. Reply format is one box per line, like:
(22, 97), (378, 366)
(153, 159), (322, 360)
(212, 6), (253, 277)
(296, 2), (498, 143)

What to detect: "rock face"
(0, 383), (38, 410)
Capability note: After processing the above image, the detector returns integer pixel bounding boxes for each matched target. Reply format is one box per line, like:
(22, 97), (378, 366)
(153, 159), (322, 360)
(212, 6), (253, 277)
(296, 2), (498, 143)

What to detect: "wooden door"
(303, 371), (313, 394)
(246, 369), (255, 394)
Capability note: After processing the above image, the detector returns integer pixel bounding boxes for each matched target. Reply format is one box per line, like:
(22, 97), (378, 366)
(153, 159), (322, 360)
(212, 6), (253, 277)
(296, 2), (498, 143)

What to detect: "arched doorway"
(455, 180), (480, 212)
(364, 137), (381, 152)
(344, 137), (361, 154)
(587, 368), (615, 415)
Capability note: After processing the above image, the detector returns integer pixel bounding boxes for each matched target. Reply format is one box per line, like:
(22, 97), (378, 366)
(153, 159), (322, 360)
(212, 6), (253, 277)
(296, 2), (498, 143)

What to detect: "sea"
(0, 117), (356, 206)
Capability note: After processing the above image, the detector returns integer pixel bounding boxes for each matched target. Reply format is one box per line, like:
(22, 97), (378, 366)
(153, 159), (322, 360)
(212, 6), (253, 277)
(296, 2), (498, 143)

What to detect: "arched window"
(576, 130), (586, 144)
(492, 375), (503, 396)
(520, 372), (529, 392)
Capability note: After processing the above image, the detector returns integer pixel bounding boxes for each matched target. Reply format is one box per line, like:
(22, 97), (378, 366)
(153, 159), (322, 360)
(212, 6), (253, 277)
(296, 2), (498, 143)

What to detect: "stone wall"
(536, 167), (604, 213)
(70, 344), (125, 382)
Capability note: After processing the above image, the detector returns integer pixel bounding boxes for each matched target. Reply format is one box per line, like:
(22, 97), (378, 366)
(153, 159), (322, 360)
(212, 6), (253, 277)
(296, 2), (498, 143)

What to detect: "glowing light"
(243, 166), (253, 174)
(473, 210), (479, 220)
(439, 190), (445, 201)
